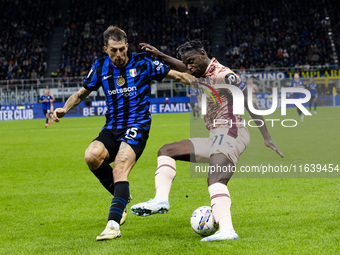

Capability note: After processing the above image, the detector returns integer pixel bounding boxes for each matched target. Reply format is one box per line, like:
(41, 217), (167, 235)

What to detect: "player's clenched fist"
(51, 108), (67, 122)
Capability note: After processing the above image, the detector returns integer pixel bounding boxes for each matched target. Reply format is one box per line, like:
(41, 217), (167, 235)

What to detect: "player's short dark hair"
(176, 39), (205, 58)
(103, 26), (127, 45)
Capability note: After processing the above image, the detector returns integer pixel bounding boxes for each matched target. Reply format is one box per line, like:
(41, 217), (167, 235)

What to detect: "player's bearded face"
(182, 51), (206, 78)
(105, 39), (128, 67)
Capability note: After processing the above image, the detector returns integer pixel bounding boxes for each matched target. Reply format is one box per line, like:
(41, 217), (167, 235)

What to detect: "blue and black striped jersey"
(290, 80), (304, 99)
(307, 82), (317, 97)
(83, 52), (170, 129)
(40, 95), (53, 110)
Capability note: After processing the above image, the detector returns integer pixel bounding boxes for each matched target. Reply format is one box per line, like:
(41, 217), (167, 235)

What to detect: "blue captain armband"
(237, 80), (246, 91)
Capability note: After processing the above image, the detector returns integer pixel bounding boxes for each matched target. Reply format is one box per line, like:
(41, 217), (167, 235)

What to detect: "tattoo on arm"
(63, 88), (91, 112)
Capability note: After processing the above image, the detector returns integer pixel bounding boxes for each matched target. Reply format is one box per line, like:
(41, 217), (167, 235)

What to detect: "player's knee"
(84, 147), (103, 170)
(158, 144), (175, 157)
(207, 177), (229, 186)
(207, 170), (230, 186)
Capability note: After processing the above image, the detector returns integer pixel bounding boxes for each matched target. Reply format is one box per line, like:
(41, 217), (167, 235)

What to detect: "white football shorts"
(190, 125), (250, 165)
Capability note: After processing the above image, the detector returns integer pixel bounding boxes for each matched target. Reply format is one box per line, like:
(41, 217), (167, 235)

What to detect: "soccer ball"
(190, 206), (219, 236)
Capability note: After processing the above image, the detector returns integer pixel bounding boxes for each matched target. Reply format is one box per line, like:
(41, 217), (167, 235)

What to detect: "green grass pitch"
(0, 107), (339, 254)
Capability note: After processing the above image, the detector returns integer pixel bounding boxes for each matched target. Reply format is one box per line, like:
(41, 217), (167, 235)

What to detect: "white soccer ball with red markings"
(190, 206), (219, 236)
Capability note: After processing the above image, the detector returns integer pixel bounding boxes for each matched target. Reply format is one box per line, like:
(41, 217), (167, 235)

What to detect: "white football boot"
(96, 220), (121, 241)
(131, 198), (170, 216)
(120, 207), (128, 225)
(201, 229), (239, 242)
(119, 195), (132, 225)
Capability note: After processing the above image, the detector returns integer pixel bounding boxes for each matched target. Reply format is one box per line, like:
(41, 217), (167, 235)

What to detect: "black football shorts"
(93, 124), (150, 163)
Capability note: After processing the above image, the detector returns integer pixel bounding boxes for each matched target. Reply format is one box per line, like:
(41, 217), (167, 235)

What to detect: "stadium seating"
(0, 0), (339, 80)
(0, 0), (58, 81)
(58, 0), (212, 77)
(223, 0), (339, 71)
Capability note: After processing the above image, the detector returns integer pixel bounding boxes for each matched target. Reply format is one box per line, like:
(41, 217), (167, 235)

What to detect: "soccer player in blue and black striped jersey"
(307, 77), (318, 114)
(39, 89), (54, 127)
(51, 26), (192, 241)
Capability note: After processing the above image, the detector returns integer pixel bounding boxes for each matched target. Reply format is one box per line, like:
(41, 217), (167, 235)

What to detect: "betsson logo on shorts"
(108, 87), (137, 95)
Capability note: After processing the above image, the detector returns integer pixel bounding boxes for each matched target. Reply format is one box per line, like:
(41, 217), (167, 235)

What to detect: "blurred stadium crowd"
(59, 0), (212, 78)
(223, 0), (340, 71)
(0, 0), (59, 80)
(0, 0), (339, 81)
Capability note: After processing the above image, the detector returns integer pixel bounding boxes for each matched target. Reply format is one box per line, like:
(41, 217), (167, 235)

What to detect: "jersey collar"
(203, 57), (219, 77)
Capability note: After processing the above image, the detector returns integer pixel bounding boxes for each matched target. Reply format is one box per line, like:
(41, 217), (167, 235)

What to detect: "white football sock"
(154, 156), (176, 202)
(208, 182), (234, 231)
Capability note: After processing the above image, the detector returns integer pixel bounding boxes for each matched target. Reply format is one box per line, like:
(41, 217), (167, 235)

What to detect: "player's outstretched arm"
(166, 70), (193, 85)
(140, 43), (188, 72)
(244, 88), (285, 158)
(50, 101), (54, 113)
(51, 87), (91, 122)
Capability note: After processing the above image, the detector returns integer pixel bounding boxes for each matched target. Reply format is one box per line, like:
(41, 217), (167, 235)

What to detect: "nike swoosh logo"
(103, 75), (112, 80)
